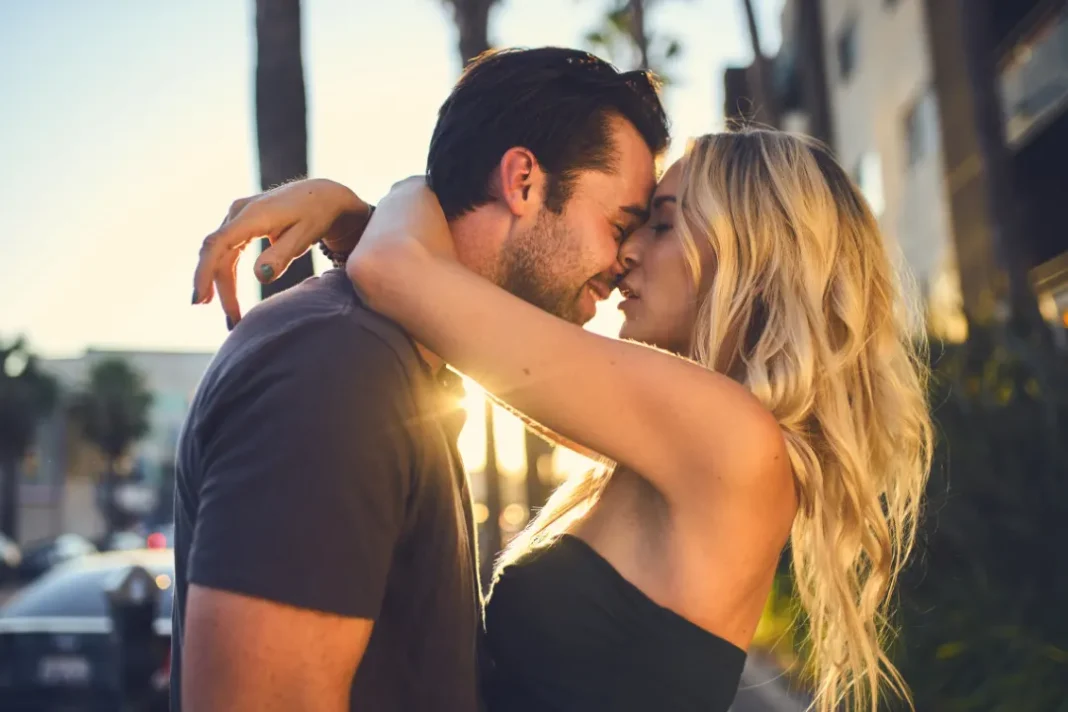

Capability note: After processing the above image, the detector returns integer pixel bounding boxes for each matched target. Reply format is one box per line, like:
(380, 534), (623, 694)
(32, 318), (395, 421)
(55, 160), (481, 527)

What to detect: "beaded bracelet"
(319, 204), (375, 268)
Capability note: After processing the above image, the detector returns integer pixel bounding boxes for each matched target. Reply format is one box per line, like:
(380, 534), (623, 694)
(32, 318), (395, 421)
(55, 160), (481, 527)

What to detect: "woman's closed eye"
(651, 223), (673, 235)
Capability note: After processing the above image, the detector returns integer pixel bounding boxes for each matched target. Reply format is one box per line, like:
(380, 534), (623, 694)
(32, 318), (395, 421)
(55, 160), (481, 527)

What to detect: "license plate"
(37, 655), (91, 685)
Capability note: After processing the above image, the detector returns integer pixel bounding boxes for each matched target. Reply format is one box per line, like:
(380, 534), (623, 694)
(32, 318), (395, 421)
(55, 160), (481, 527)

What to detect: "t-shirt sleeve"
(187, 318), (415, 620)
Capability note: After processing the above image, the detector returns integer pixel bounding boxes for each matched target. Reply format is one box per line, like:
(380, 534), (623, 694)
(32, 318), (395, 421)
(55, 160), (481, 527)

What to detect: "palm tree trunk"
(443, 0), (498, 589)
(740, 0), (780, 127)
(524, 431), (552, 516)
(0, 451), (19, 541)
(255, 0), (314, 298)
(628, 0), (651, 70)
(103, 459), (118, 538)
(957, 0), (1048, 340)
(448, 0), (494, 66)
(480, 400), (502, 589)
(795, 0), (835, 146)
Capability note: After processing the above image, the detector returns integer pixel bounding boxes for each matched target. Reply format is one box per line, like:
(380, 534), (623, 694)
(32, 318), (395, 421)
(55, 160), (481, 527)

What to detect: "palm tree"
(440, 0), (500, 65)
(584, 0), (683, 78)
(255, 0), (314, 299)
(0, 338), (58, 540)
(68, 359), (153, 536)
(628, 0), (651, 70)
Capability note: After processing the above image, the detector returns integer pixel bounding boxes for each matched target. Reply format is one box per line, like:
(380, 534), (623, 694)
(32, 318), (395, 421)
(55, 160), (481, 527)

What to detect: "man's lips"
(587, 281), (613, 301)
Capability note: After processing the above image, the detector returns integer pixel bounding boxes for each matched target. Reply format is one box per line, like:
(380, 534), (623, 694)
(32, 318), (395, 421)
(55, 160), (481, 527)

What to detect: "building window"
(837, 19), (858, 82)
(999, 6), (1068, 146)
(905, 87), (939, 167)
(854, 152), (886, 216)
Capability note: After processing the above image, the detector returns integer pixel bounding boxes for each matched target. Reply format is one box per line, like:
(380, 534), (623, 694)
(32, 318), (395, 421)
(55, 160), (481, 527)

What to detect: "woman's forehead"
(655, 160), (684, 197)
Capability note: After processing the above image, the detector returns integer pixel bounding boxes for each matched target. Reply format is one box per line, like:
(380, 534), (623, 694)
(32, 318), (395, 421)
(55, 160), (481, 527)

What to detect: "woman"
(203, 129), (932, 711)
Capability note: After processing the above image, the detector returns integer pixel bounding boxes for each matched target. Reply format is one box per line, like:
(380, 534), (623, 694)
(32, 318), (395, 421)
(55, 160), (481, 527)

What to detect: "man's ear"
(496, 147), (546, 218)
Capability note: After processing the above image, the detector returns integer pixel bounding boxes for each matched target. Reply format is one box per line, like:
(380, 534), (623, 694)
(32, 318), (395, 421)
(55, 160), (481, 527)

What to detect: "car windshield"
(1, 555), (174, 619)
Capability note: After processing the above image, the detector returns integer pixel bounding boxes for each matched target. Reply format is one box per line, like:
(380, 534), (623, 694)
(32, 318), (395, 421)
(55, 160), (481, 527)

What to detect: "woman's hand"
(346, 177), (456, 308)
(192, 178), (372, 326)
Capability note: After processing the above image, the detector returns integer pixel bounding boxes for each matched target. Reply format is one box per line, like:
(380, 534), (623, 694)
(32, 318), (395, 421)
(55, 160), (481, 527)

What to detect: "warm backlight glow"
(456, 296), (620, 482)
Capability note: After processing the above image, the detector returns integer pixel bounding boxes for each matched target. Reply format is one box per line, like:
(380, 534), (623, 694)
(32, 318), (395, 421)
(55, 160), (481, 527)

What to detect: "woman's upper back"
(575, 467), (792, 646)
(483, 533), (747, 712)
(481, 459), (794, 711)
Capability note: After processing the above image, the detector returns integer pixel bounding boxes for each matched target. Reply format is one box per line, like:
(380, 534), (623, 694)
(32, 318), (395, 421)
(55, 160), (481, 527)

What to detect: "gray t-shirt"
(171, 269), (481, 711)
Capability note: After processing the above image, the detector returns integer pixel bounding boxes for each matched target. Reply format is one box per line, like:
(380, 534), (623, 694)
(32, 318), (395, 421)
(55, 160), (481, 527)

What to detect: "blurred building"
(725, 0), (1068, 338)
(15, 349), (211, 544)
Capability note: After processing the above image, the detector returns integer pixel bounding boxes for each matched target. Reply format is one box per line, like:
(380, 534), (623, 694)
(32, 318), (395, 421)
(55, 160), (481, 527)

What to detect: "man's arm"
(181, 319), (414, 711)
(182, 586), (372, 711)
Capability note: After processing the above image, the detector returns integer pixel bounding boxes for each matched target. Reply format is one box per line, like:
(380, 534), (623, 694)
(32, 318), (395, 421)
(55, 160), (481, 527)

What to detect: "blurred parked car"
(0, 534), (22, 584)
(0, 549), (173, 711)
(98, 531), (147, 553)
(17, 535), (98, 582)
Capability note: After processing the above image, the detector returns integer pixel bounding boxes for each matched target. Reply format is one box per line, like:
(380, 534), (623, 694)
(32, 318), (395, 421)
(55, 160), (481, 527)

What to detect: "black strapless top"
(482, 535), (747, 712)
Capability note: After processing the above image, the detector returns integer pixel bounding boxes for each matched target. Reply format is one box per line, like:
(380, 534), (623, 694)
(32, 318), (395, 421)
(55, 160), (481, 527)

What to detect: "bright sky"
(0, 0), (782, 358)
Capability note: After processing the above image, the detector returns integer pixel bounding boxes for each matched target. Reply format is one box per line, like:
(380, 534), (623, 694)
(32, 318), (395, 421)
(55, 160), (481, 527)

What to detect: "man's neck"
(450, 207), (507, 286)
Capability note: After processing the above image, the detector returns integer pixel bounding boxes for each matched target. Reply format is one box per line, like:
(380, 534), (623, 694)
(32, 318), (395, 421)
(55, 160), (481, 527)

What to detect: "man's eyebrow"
(652, 195), (677, 209)
(620, 204), (649, 225)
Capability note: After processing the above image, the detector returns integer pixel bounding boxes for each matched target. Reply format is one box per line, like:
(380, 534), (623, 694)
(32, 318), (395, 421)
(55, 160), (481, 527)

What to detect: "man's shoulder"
(226, 271), (422, 376)
(195, 271), (427, 411)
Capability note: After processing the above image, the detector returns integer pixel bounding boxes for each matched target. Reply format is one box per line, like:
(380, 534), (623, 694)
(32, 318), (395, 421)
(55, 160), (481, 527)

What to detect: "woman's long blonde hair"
(498, 128), (933, 712)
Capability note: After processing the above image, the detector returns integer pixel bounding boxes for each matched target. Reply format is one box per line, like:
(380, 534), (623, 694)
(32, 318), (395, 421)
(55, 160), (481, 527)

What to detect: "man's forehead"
(615, 162), (657, 218)
(568, 116), (657, 210)
(576, 164), (657, 219)
(611, 118), (658, 196)
(618, 157), (657, 190)
(591, 163), (654, 219)
(578, 165), (655, 217)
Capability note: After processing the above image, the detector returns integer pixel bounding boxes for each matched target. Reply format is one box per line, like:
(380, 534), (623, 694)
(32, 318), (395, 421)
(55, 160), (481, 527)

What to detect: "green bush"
(760, 327), (1068, 711)
(890, 328), (1068, 711)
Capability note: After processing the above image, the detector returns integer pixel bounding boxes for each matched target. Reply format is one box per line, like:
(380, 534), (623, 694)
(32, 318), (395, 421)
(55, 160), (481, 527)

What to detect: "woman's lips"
(618, 295), (639, 314)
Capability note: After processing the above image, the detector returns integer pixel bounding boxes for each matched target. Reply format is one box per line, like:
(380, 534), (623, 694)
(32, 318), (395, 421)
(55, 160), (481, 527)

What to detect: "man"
(176, 47), (669, 711)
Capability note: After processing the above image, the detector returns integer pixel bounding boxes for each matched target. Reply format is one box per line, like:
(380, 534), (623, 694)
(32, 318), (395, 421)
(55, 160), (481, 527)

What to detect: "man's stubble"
(498, 208), (588, 326)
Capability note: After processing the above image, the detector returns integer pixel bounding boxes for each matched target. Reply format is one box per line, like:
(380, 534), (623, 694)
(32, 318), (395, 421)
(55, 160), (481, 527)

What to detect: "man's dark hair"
(427, 47), (670, 220)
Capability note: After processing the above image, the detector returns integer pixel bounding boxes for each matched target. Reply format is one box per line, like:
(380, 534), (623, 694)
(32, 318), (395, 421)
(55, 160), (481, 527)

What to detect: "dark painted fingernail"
(226, 316), (235, 332)
(258, 263), (275, 281)
(191, 288), (199, 305)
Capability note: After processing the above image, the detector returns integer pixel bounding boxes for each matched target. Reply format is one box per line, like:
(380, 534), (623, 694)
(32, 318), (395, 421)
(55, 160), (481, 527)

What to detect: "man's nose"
(617, 239), (640, 272)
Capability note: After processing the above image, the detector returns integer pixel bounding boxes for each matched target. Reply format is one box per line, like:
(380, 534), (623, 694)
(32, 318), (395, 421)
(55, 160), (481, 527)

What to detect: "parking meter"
(106, 565), (163, 710)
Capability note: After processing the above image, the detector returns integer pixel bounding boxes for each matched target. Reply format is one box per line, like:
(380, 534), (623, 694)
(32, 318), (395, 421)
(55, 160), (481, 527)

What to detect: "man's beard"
(498, 208), (588, 325)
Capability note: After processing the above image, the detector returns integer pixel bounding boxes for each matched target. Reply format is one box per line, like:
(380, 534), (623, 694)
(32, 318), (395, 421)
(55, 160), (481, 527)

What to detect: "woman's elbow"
(346, 240), (410, 305)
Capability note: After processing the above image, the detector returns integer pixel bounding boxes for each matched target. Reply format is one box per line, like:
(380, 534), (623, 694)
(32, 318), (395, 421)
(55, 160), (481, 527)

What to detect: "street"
(0, 584), (19, 606)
